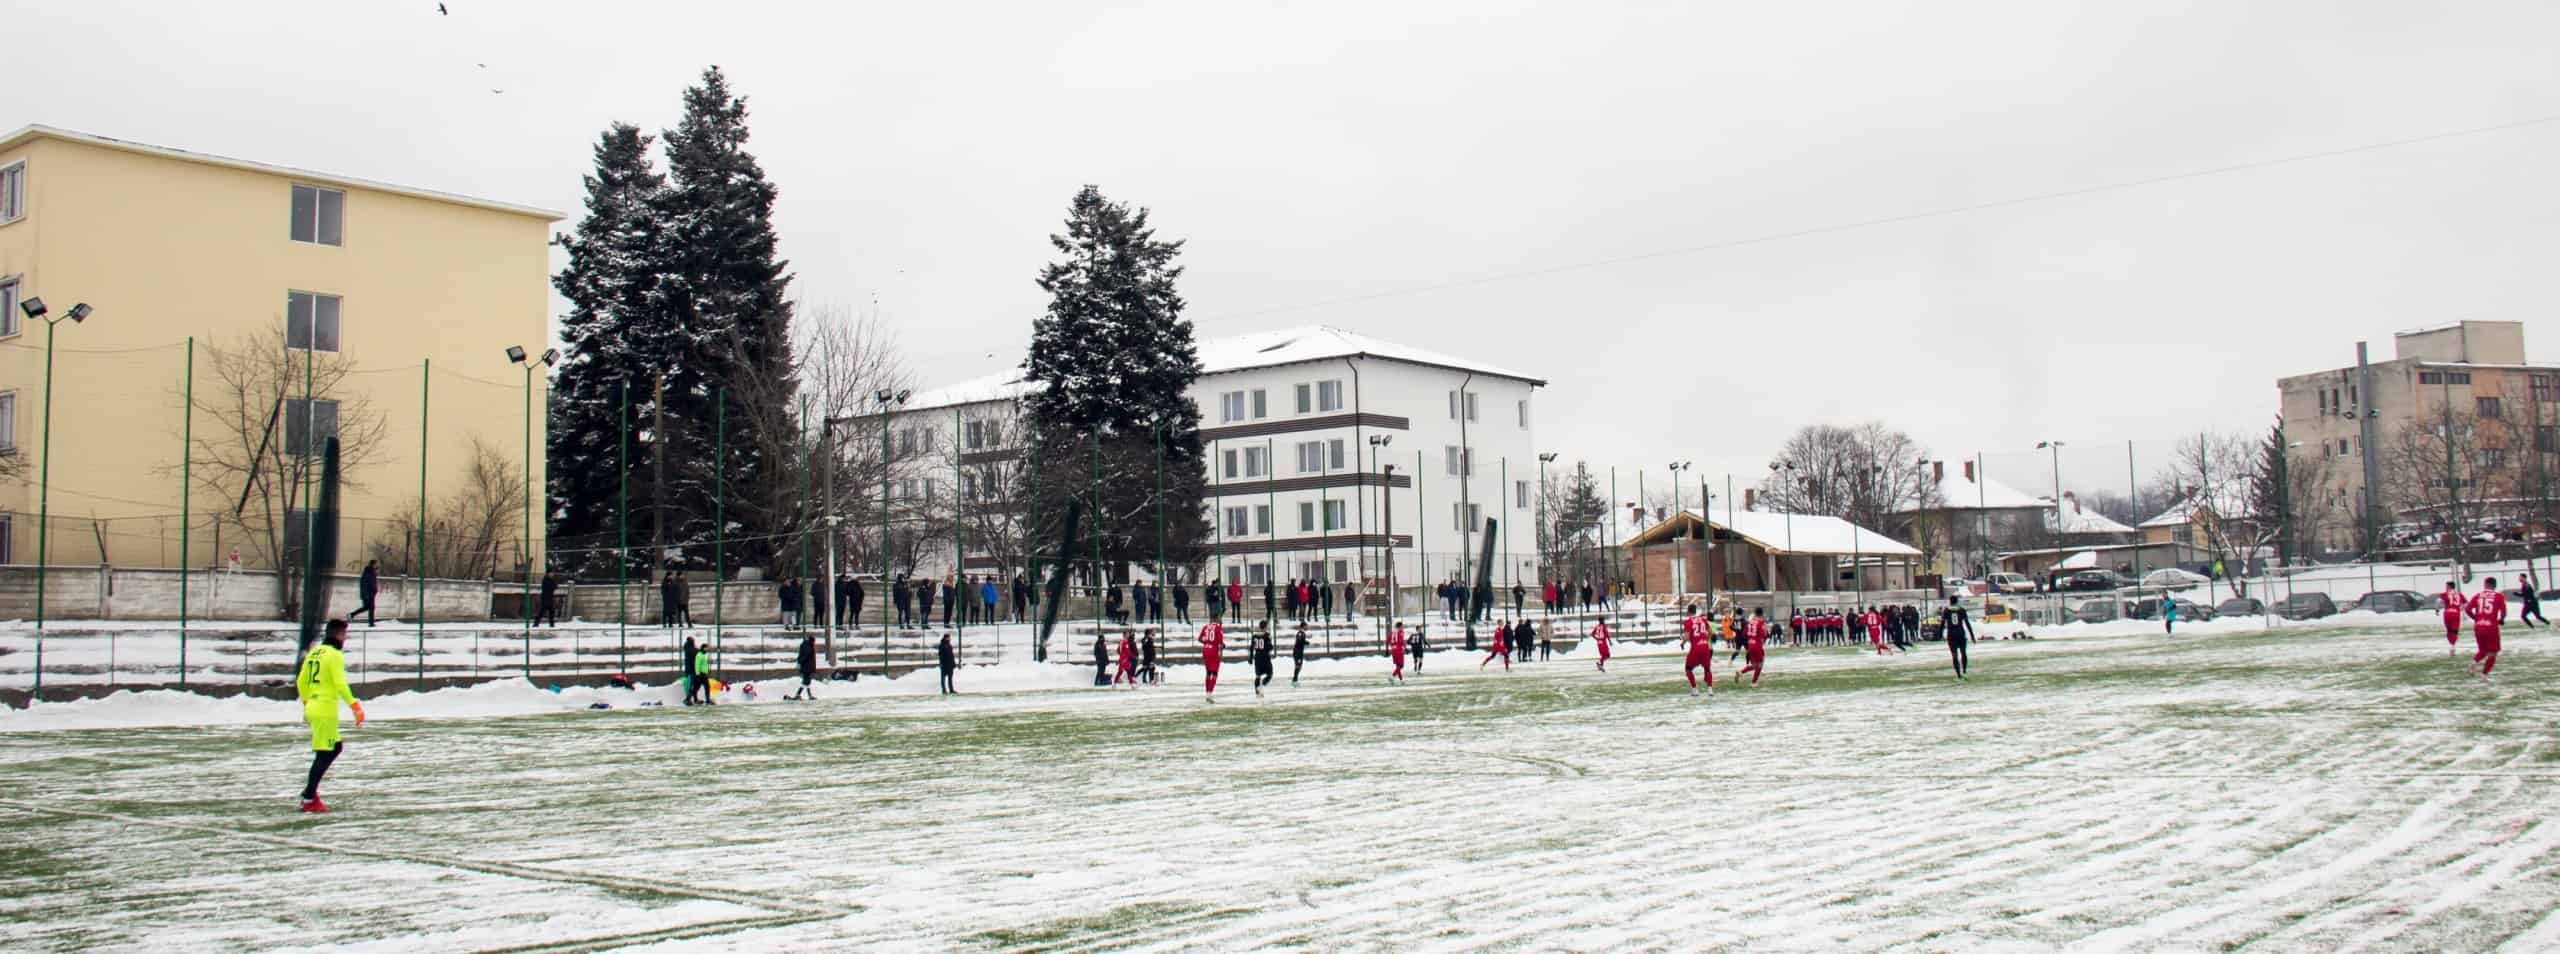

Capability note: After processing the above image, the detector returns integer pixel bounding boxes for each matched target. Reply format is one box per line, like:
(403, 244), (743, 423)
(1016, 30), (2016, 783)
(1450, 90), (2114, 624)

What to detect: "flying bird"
(437, 3), (448, 14)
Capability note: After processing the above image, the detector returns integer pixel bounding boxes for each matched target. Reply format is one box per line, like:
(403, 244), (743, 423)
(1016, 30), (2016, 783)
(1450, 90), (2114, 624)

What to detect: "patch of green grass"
(966, 900), (1215, 948)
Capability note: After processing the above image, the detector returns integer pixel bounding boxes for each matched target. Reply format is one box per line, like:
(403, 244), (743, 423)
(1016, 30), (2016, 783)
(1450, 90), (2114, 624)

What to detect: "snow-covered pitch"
(3, 617), (2557, 951)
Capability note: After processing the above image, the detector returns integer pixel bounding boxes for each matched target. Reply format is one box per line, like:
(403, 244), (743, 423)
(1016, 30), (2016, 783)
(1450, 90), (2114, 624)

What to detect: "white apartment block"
(878, 326), (1546, 591)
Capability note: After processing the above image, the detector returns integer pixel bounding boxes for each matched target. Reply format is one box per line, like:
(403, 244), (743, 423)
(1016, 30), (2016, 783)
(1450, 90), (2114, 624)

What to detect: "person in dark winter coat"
(358, 560), (381, 627)
(537, 571), (561, 627)
(1207, 583), (1226, 622)
(658, 573), (678, 629)
(1012, 574), (1031, 623)
(790, 633), (818, 699)
(1173, 583), (1192, 624)
(1140, 629), (1160, 684)
(893, 576), (913, 627)
(778, 578), (802, 630)
(681, 636), (705, 705)
(937, 633), (958, 694)
(917, 578), (936, 627)
(1092, 634), (1110, 686)
(1344, 581), (1359, 621)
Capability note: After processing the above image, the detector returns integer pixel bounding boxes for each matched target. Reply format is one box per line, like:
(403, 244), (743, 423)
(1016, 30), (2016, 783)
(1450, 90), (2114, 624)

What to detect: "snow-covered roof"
(2139, 489), (2249, 529)
(1193, 325), (1544, 385)
(1900, 466), (2044, 513)
(901, 324), (1544, 413)
(2040, 496), (2138, 535)
(1, 124), (564, 220)
(1627, 509), (1920, 558)
(900, 371), (1033, 414)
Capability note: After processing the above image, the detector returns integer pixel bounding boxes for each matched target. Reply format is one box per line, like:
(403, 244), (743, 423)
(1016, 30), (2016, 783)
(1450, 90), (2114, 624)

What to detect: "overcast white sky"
(18, 0), (2560, 507)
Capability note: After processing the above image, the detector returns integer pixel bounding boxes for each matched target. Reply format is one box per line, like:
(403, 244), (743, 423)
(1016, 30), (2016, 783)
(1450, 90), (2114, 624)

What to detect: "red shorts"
(1684, 650), (1712, 669)
(2476, 627), (2502, 654)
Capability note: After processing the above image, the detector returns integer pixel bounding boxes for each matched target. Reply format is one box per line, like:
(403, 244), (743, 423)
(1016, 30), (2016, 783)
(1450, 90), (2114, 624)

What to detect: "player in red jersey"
(1387, 622), (1408, 683)
(1114, 632), (1137, 687)
(1738, 608), (1770, 686)
(1864, 607), (1887, 656)
(1680, 606), (1715, 695)
(1588, 618), (1613, 671)
(2470, 577), (2508, 680)
(1196, 620), (1226, 701)
(2439, 581), (2465, 655)
(1479, 622), (1511, 671)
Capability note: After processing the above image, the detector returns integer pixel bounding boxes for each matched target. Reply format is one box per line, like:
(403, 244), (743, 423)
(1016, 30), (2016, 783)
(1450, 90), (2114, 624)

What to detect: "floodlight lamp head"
(506, 345), (529, 363)
(542, 348), (561, 367)
(64, 303), (90, 323)
(874, 388), (893, 403)
(17, 296), (42, 319)
(895, 389), (912, 403)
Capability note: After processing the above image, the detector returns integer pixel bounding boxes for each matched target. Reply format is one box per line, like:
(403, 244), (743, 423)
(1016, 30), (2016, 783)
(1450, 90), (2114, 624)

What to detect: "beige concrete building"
(0, 125), (558, 574)
(2276, 321), (2558, 553)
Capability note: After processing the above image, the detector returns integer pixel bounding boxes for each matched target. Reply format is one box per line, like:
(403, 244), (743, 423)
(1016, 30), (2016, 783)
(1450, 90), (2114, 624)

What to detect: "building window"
(2318, 389), (2329, 413)
(1247, 562), (1270, 585)
(0, 391), (14, 453)
(1517, 399), (1528, 428)
(1225, 506), (1249, 536)
(1444, 446), (1472, 476)
(1222, 449), (1238, 479)
(960, 471), (978, 498)
(2479, 449), (2508, 470)
(283, 398), (340, 457)
(286, 291), (343, 352)
(964, 420), (985, 450)
(1317, 380), (1343, 412)
(1254, 505), (1271, 535)
(1295, 383), (1312, 414)
(0, 161), (23, 224)
(2338, 438), (2351, 456)
(2533, 376), (2556, 403)
(1452, 502), (1482, 532)
(1446, 390), (1479, 421)
(2349, 384), (2358, 407)
(1324, 499), (1345, 531)
(1219, 391), (1246, 423)
(2537, 425), (2557, 454)
(1251, 389), (1267, 419)
(1298, 501), (1316, 532)
(2478, 397), (2503, 419)
(1244, 446), (1267, 478)
(0, 276), (17, 337)
(289, 183), (345, 246)
(1297, 441), (1325, 474)
(1515, 479), (1530, 508)
(1328, 438), (1346, 470)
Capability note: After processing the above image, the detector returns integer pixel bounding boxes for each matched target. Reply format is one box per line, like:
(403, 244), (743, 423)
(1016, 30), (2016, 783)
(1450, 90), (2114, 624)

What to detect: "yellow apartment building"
(0, 125), (559, 575)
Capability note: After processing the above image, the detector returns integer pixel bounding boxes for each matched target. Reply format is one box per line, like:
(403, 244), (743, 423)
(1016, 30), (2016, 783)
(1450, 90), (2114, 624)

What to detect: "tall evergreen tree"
(1022, 186), (1209, 581)
(653, 65), (798, 574)
(549, 123), (667, 574)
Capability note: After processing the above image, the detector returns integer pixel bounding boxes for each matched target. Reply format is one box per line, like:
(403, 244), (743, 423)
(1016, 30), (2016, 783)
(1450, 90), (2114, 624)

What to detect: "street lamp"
(1668, 461), (1692, 601)
(506, 345), (559, 678)
(1371, 434), (1395, 632)
(2036, 439), (2066, 549)
(875, 388), (910, 674)
(1769, 460), (1796, 620)
(1538, 453), (1557, 615)
(23, 296), (91, 694)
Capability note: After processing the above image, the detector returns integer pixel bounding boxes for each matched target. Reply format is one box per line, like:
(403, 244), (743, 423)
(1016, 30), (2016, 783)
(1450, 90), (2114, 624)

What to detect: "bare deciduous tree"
(370, 438), (525, 579)
(1756, 422), (1939, 532)
(185, 323), (388, 616)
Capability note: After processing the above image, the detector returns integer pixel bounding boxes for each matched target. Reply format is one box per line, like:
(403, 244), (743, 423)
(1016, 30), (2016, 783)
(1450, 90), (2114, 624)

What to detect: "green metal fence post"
(179, 336), (194, 687)
(416, 360), (429, 692)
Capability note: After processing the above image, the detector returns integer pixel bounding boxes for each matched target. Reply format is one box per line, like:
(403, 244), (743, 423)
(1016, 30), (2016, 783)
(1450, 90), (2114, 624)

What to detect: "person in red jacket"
(2470, 577), (2508, 679)
(1388, 622), (1408, 684)
(1588, 618), (1613, 671)
(1864, 607), (1887, 656)
(1681, 606), (1714, 695)
(1739, 608), (1770, 685)
(1196, 621), (1226, 701)
(1479, 622), (1511, 671)
(2439, 581), (2465, 655)
(1114, 632), (1137, 687)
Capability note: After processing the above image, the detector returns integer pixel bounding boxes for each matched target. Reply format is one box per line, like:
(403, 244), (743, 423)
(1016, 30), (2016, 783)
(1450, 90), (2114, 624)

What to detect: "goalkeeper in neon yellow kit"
(297, 619), (364, 814)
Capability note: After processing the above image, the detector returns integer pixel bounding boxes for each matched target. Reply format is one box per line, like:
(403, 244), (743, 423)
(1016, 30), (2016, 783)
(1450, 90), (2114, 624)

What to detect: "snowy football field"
(5, 619), (2560, 952)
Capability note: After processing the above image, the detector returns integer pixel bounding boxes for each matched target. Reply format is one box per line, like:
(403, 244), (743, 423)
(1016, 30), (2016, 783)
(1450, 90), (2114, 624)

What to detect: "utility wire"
(1214, 111), (2560, 320)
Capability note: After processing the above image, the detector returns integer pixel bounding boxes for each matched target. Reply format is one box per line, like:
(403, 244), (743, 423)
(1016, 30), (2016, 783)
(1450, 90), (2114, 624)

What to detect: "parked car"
(2139, 567), (2210, 590)
(1988, 573), (2036, 594)
(2131, 596), (2216, 621)
(2346, 590), (2426, 614)
(2063, 569), (2124, 592)
(2278, 592), (2339, 620)
(1941, 578), (1986, 598)
(2072, 599), (2128, 624)
(2217, 596), (2266, 617)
